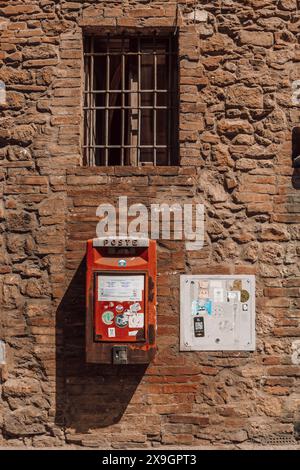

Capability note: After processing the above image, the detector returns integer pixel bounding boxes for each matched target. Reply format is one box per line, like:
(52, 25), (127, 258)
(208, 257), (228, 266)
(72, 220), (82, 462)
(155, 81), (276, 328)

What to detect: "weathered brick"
(239, 31), (274, 47)
(226, 85), (263, 108)
(0, 5), (39, 16)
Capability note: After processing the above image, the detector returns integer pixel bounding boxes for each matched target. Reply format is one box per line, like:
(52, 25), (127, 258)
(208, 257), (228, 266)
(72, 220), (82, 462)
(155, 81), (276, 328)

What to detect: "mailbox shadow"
(292, 167), (300, 189)
(55, 257), (147, 433)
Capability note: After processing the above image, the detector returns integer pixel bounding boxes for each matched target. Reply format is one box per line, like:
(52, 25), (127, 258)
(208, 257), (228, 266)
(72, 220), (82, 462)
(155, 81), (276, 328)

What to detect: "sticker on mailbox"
(128, 330), (138, 336)
(102, 311), (114, 325)
(129, 313), (144, 329)
(115, 314), (128, 328)
(108, 327), (116, 338)
(130, 302), (141, 313)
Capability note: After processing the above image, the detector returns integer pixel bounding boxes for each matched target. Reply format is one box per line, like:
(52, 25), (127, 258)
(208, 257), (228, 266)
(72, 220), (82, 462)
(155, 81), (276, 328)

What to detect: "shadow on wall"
(55, 257), (147, 433)
(292, 128), (300, 189)
(292, 167), (300, 189)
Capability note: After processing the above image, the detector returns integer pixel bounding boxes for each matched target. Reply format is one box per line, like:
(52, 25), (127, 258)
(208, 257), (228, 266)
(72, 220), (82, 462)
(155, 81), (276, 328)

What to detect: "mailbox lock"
(112, 346), (128, 365)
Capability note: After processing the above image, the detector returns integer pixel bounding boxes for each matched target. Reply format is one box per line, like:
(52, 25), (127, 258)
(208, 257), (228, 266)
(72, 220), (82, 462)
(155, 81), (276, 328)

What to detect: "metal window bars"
(83, 34), (178, 166)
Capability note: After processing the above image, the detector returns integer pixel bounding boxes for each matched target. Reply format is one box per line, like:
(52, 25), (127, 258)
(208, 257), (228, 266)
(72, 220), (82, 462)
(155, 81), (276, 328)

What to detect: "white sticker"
(227, 291), (241, 302)
(98, 275), (144, 302)
(129, 313), (144, 329)
(130, 302), (141, 313)
(242, 304), (248, 311)
(128, 330), (138, 336)
(108, 327), (116, 338)
(213, 288), (224, 303)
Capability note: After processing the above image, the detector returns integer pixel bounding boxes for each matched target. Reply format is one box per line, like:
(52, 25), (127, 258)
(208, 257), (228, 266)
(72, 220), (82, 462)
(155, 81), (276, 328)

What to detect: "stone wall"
(0, 0), (300, 448)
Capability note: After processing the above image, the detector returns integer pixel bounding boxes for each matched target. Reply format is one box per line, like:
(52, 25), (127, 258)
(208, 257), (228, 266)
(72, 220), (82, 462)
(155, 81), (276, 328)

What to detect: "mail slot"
(86, 237), (157, 364)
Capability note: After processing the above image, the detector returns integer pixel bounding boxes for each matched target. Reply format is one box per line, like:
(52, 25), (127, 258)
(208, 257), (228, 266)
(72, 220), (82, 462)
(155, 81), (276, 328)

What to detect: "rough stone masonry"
(0, 0), (300, 449)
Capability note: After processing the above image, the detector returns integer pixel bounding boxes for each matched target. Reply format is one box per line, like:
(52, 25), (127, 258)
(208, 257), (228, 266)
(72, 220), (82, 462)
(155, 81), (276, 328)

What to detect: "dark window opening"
(83, 34), (178, 166)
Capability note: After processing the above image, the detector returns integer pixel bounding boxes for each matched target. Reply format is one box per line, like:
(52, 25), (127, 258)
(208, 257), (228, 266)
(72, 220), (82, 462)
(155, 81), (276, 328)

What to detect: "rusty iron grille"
(83, 34), (178, 166)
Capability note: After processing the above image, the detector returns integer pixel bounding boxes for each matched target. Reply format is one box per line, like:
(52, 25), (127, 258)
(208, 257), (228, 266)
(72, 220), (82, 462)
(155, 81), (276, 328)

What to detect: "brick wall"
(0, 0), (300, 448)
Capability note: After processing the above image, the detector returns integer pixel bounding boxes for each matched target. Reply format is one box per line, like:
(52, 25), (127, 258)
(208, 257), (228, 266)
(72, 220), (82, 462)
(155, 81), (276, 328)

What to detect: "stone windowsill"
(66, 166), (196, 176)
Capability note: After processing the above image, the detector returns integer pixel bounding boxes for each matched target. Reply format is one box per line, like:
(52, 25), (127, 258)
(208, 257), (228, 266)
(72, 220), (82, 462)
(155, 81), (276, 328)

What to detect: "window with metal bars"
(83, 34), (178, 166)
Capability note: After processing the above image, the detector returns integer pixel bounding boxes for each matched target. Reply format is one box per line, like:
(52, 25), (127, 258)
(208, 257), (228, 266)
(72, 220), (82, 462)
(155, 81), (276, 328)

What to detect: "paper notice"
(98, 275), (144, 302)
(213, 288), (224, 303)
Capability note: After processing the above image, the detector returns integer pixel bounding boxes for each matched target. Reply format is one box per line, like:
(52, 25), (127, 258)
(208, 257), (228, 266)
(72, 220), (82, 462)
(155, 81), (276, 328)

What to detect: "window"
(83, 34), (178, 166)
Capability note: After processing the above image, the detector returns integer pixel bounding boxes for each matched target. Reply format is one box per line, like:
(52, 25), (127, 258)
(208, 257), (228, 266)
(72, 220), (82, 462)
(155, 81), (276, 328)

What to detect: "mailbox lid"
(89, 244), (150, 270)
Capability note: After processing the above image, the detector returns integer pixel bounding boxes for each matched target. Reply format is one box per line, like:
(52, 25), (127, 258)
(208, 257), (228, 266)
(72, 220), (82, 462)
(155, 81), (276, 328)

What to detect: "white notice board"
(180, 275), (255, 351)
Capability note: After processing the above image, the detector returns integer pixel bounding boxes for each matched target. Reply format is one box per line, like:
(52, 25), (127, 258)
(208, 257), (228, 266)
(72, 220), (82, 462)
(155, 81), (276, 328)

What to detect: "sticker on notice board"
(227, 290), (240, 303)
(194, 316), (205, 337)
(240, 289), (250, 303)
(192, 299), (212, 316)
(204, 299), (212, 315)
(98, 275), (144, 302)
(199, 288), (209, 299)
(213, 288), (224, 303)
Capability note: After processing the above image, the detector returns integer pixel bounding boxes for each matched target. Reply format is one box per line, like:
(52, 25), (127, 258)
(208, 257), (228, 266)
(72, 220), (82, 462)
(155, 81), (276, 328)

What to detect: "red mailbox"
(86, 237), (157, 364)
